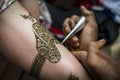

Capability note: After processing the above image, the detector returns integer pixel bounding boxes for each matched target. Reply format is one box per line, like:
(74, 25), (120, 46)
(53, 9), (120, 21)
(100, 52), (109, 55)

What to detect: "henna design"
(68, 74), (79, 80)
(30, 53), (45, 77)
(21, 14), (61, 77)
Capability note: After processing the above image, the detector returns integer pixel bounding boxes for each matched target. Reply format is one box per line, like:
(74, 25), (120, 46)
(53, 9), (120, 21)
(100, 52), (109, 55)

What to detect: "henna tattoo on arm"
(21, 13), (61, 77)
(67, 74), (79, 80)
(21, 14), (80, 80)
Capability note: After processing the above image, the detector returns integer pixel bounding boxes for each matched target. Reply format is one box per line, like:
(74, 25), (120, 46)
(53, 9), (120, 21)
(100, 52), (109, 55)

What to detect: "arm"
(18, 0), (40, 20)
(72, 39), (120, 80)
(0, 1), (90, 80)
(62, 6), (120, 79)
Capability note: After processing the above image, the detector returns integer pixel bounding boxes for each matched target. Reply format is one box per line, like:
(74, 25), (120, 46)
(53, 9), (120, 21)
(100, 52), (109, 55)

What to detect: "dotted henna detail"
(68, 74), (80, 80)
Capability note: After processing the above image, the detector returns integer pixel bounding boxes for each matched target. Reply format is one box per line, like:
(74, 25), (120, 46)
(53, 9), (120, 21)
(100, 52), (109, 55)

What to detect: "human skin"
(0, 1), (91, 80)
(72, 40), (120, 80)
(62, 6), (120, 80)
(0, 0), (40, 79)
(62, 6), (98, 51)
(19, 0), (40, 20)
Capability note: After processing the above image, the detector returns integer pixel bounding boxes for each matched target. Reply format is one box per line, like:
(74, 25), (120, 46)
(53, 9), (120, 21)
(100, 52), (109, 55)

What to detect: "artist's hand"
(62, 6), (97, 51)
(72, 39), (120, 80)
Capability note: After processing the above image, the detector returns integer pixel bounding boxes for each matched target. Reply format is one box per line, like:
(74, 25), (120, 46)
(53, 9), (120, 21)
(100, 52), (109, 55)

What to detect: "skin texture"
(62, 6), (98, 51)
(0, 0), (40, 79)
(19, 0), (40, 20)
(72, 40), (120, 80)
(62, 6), (120, 80)
(21, 13), (61, 77)
(0, 1), (91, 80)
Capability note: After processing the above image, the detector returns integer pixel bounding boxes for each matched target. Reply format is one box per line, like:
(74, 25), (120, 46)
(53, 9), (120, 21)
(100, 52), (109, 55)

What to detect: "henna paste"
(21, 13), (61, 77)
(68, 74), (79, 80)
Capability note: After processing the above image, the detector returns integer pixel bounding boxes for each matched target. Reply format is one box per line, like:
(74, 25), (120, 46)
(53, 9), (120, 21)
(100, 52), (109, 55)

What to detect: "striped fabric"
(0, 0), (16, 14)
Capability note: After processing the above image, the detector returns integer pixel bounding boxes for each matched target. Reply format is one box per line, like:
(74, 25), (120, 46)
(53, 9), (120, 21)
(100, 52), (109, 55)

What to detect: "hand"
(72, 39), (120, 80)
(62, 6), (98, 51)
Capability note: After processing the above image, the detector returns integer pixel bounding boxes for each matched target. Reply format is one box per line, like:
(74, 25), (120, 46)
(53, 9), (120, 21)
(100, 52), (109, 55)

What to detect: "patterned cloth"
(101, 0), (120, 24)
(39, 0), (52, 29)
(0, 0), (16, 14)
(75, 0), (120, 24)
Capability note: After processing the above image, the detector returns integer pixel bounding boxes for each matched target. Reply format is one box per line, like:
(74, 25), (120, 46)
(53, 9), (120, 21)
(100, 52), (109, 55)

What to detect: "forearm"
(0, 1), (90, 80)
(19, 0), (40, 20)
(0, 1), (36, 72)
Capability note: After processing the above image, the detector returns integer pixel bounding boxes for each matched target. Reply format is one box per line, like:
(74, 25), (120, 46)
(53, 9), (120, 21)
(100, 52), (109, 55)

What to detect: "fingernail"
(64, 23), (69, 27)
(100, 39), (106, 43)
(75, 43), (80, 47)
(76, 43), (80, 46)
(73, 36), (78, 41)
(71, 20), (75, 27)
(73, 37), (77, 41)
(81, 5), (86, 10)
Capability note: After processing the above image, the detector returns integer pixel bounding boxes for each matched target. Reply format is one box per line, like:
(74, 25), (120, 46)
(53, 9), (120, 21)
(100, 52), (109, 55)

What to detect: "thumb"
(95, 39), (106, 49)
(88, 39), (106, 56)
(87, 39), (106, 69)
(80, 6), (90, 17)
(80, 6), (97, 24)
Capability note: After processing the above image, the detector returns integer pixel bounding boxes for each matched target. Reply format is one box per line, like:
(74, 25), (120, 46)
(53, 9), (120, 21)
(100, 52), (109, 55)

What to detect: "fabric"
(39, 0), (64, 40)
(46, 2), (82, 41)
(75, 0), (102, 10)
(39, 0), (52, 29)
(75, 0), (120, 24)
(0, 0), (16, 14)
(101, 0), (120, 23)
(46, 1), (119, 44)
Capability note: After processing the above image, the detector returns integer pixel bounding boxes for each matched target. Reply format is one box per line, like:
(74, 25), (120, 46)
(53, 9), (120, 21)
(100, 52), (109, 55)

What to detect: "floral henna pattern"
(21, 13), (61, 77)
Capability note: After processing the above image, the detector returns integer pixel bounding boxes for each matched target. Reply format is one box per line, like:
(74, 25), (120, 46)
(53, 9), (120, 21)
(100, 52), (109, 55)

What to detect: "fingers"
(62, 15), (80, 47)
(80, 6), (97, 27)
(95, 39), (106, 49)
(85, 39), (106, 69)
(88, 39), (106, 56)
(62, 15), (80, 34)
(62, 18), (71, 35)
(71, 39), (106, 64)
(72, 39), (111, 80)
(78, 6), (98, 51)
(71, 15), (80, 24)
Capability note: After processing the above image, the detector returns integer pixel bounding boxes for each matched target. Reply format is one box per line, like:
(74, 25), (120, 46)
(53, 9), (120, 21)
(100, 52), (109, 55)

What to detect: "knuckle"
(71, 15), (78, 18)
(90, 22), (98, 29)
(88, 42), (97, 50)
(71, 15), (80, 21)
(64, 18), (70, 23)
(88, 42), (95, 47)
(62, 23), (67, 28)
